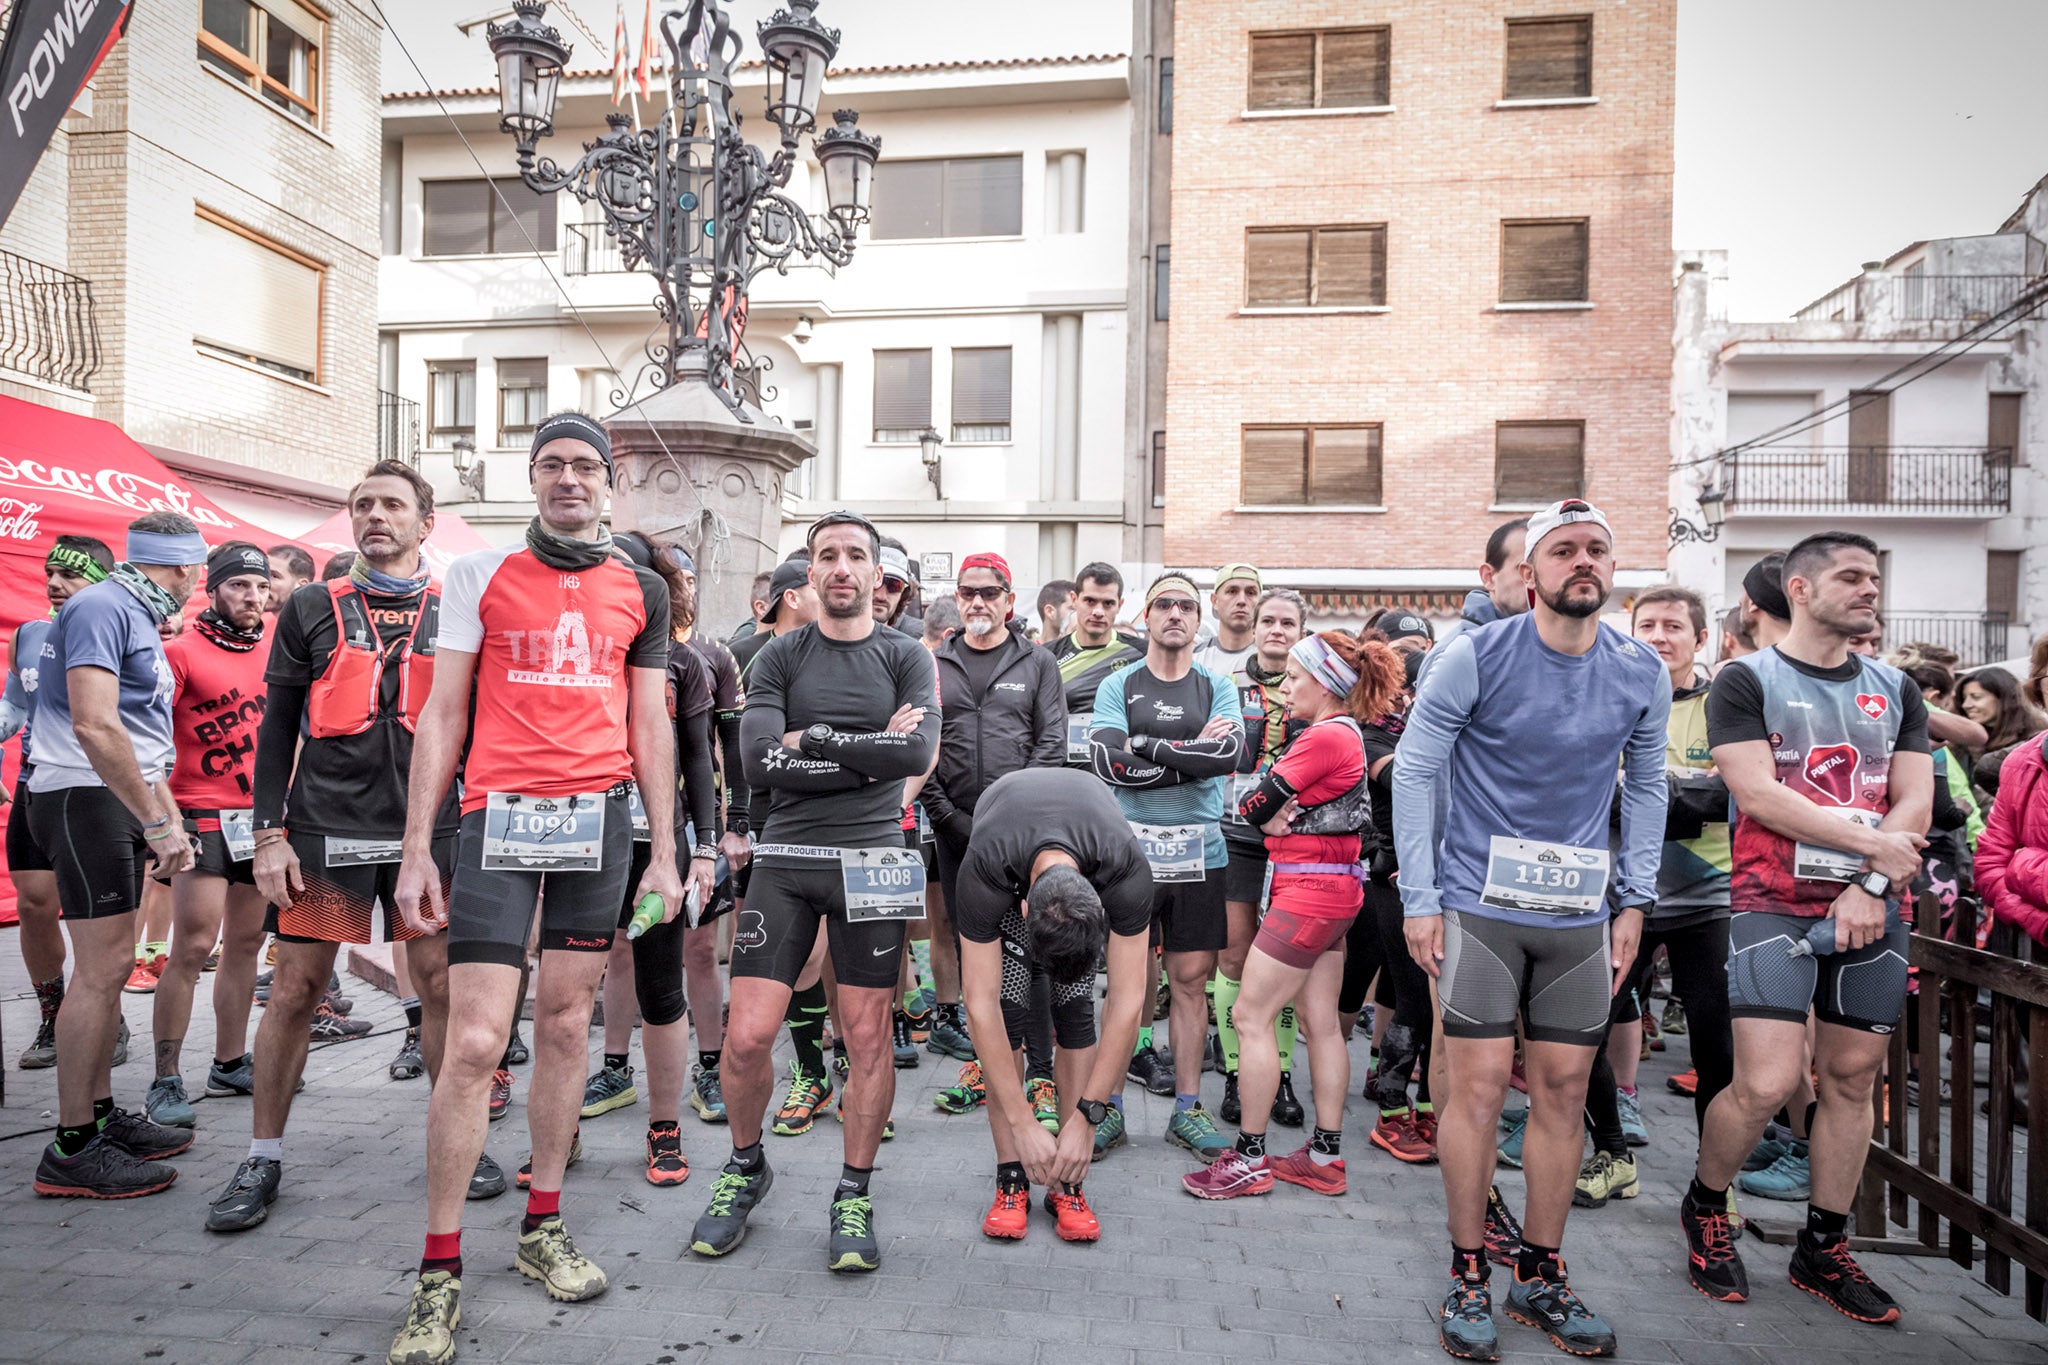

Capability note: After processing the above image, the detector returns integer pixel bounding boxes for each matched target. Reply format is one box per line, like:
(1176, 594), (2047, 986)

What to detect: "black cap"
(761, 558), (812, 624)
(1379, 611), (1435, 644)
(1743, 556), (1790, 622)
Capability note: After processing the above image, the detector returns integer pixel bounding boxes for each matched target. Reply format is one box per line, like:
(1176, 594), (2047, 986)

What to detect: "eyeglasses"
(532, 458), (608, 481)
(956, 585), (1007, 602)
(1151, 598), (1199, 616)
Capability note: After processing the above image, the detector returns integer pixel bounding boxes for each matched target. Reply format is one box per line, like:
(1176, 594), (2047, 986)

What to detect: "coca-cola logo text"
(0, 456), (235, 530)
(0, 498), (42, 541)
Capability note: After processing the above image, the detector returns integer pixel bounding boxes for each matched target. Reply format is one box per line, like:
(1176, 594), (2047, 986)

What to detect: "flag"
(611, 3), (629, 106)
(636, 0), (655, 100)
(0, 0), (134, 231)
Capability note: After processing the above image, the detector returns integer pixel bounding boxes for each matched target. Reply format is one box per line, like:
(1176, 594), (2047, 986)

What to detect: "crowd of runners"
(0, 411), (1943, 1363)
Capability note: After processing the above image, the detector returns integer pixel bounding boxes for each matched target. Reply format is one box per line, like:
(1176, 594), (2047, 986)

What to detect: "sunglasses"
(957, 585), (1007, 602)
(1151, 598), (1200, 615)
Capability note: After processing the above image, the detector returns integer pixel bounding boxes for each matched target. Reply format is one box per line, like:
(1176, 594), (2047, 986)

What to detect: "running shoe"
(123, 952), (166, 994)
(1483, 1186), (1524, 1267)
(1440, 1261), (1501, 1362)
(1739, 1146), (1811, 1202)
(1370, 1107), (1436, 1164)
(516, 1215), (609, 1302)
(1180, 1149), (1273, 1200)
(112, 1017), (129, 1067)
(1639, 1032), (1654, 1063)
(322, 973), (354, 1014)
(207, 1052), (257, 1097)
(504, 1027), (529, 1066)
(1572, 1150), (1639, 1209)
(515, 1131), (581, 1189)
(102, 1105), (194, 1160)
(34, 1134), (178, 1198)
(489, 1068), (514, 1121)
(1267, 1143), (1347, 1196)
(827, 1193), (880, 1272)
(1204, 1032), (1224, 1073)
(1417, 1108), (1440, 1148)
(1505, 1259), (1618, 1357)
(690, 1064), (727, 1123)
(935, 1060), (987, 1114)
(831, 1049), (849, 1090)
(1508, 1054), (1527, 1094)
(203, 946), (220, 973)
(1660, 998), (1687, 1035)
(1744, 1122), (1796, 1172)
(772, 1062), (833, 1135)
(1165, 1105), (1229, 1161)
(1125, 1044), (1175, 1097)
(1666, 1068), (1698, 1098)
(309, 1001), (371, 1041)
(891, 1013), (919, 1068)
(580, 1061), (637, 1118)
(645, 1122), (689, 1186)
(904, 1004), (934, 1044)
(1220, 1072), (1241, 1124)
(1496, 1108), (1528, 1169)
(19, 1016), (57, 1069)
(925, 1011), (976, 1062)
(1026, 1076), (1060, 1133)
(389, 1029), (424, 1081)
(386, 1270), (460, 1365)
(1727, 1187), (1746, 1241)
(469, 1153), (507, 1200)
(1270, 1073), (1305, 1128)
(690, 1157), (774, 1256)
(1788, 1235), (1901, 1324)
(1679, 1194), (1750, 1302)
(1090, 1103), (1127, 1160)
(982, 1185), (1029, 1239)
(1044, 1187), (1100, 1241)
(1154, 976), (1170, 1021)
(1644, 1013), (1665, 1052)
(264, 937), (278, 966)
(1617, 1088), (1649, 1146)
(206, 1155), (281, 1232)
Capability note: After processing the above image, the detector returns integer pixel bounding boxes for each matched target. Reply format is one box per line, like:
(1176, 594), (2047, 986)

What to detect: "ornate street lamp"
(1668, 483), (1726, 546)
(918, 425), (943, 494)
(485, 0), (879, 414)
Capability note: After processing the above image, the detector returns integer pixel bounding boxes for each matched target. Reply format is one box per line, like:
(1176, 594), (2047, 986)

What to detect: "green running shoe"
(1165, 1104), (1228, 1160)
(772, 1061), (832, 1136)
(690, 1158), (773, 1256)
(1091, 1103), (1127, 1161)
(827, 1193), (880, 1273)
(1026, 1076), (1060, 1133)
(579, 1062), (637, 1119)
(935, 1059), (987, 1114)
(516, 1215), (608, 1302)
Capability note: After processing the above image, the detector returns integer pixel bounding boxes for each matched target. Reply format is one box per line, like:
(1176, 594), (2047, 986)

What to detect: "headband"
(46, 544), (109, 584)
(1291, 635), (1359, 699)
(126, 528), (210, 567)
(530, 413), (614, 482)
(1146, 574), (1201, 608)
(207, 542), (272, 590)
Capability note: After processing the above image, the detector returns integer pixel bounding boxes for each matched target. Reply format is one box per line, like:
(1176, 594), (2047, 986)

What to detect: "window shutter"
(257, 0), (323, 44)
(1247, 229), (1312, 306)
(491, 178), (557, 253)
(1249, 34), (1314, 110)
(873, 350), (933, 433)
(1987, 551), (2022, 621)
(1315, 226), (1385, 306)
(1495, 423), (1585, 503)
(871, 160), (942, 240)
(1318, 29), (1389, 107)
(1504, 16), (1592, 99)
(1242, 428), (1308, 504)
(1311, 427), (1382, 503)
(943, 157), (1022, 237)
(950, 348), (1012, 426)
(1501, 220), (1588, 303)
(192, 214), (321, 378)
(1990, 393), (2022, 463)
(423, 180), (490, 257)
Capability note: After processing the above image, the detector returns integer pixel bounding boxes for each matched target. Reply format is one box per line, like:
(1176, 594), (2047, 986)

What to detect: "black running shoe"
(1220, 1072), (1241, 1125)
(206, 1156), (282, 1232)
(826, 1193), (880, 1273)
(691, 1157), (774, 1256)
(1680, 1195), (1750, 1302)
(1270, 1073), (1305, 1128)
(504, 1027), (529, 1066)
(1788, 1235), (1901, 1324)
(390, 1028), (425, 1081)
(34, 1135), (178, 1199)
(468, 1152), (507, 1201)
(101, 1106), (194, 1160)
(1483, 1185), (1524, 1267)
(1125, 1045), (1175, 1097)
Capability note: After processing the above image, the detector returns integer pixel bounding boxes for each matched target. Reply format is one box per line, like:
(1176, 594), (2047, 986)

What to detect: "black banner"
(0, 0), (133, 232)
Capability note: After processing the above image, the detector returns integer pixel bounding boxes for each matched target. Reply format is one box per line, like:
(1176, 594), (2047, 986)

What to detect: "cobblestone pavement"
(1, 944), (2045, 1365)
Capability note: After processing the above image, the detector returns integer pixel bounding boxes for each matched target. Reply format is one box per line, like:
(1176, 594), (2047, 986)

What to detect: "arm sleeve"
(1133, 670), (1244, 777)
(1616, 678), (1674, 909)
(1239, 766), (1301, 828)
(740, 642), (866, 794)
(715, 712), (751, 832)
(1704, 664), (1769, 748)
(679, 703), (718, 847)
(1391, 634), (1480, 918)
(253, 680), (307, 827)
(1088, 672), (1183, 789)
(1028, 652), (1067, 768)
(809, 641), (939, 781)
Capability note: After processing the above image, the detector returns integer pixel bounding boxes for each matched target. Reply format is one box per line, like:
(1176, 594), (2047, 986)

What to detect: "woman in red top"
(1183, 630), (1404, 1201)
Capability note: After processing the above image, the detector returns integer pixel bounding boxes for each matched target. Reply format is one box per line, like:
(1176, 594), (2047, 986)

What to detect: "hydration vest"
(305, 580), (440, 738)
(1287, 716), (1376, 841)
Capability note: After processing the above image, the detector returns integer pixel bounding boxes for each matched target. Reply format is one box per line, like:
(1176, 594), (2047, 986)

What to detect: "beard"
(1537, 575), (1606, 620)
(822, 585), (869, 621)
(966, 616), (1000, 639)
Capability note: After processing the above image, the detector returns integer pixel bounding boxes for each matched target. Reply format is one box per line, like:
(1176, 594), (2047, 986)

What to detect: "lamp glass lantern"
(759, 1), (840, 134)
(451, 434), (478, 474)
(917, 426), (942, 467)
(814, 109), (880, 229)
(488, 2), (570, 147)
(1698, 486), (1727, 528)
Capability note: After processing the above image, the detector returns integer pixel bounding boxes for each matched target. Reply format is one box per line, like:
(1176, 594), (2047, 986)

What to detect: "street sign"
(920, 551), (953, 583)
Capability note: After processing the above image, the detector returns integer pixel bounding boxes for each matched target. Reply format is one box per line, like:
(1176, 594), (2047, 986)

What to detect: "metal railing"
(377, 390), (420, 468)
(0, 247), (101, 393)
(562, 221), (628, 276)
(1897, 274), (2045, 322)
(1726, 446), (2011, 515)
(1887, 612), (2018, 669)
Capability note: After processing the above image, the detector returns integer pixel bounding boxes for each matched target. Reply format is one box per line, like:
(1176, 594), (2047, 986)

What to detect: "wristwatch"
(1853, 870), (1892, 900)
(1075, 1098), (1109, 1127)
(801, 722), (833, 757)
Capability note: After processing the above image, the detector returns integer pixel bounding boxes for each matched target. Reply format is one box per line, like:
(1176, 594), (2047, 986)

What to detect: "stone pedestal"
(604, 373), (815, 635)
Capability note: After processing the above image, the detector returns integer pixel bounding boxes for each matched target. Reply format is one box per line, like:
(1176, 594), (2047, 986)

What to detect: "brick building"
(1148, 0), (1674, 621)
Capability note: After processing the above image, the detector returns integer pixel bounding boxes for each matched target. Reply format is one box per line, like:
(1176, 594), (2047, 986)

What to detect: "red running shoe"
(1667, 1068), (1698, 1098)
(645, 1122), (689, 1186)
(1417, 1108), (1439, 1147)
(489, 1068), (514, 1121)
(1181, 1150), (1274, 1200)
(982, 1185), (1029, 1239)
(1369, 1108), (1437, 1164)
(1268, 1143), (1347, 1196)
(1044, 1187), (1101, 1241)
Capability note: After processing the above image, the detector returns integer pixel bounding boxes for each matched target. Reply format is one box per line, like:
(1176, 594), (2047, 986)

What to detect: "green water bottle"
(625, 892), (666, 940)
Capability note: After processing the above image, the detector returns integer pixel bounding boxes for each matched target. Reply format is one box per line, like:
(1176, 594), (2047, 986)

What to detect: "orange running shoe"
(645, 1122), (689, 1186)
(1044, 1187), (1101, 1241)
(123, 953), (167, 994)
(1667, 1068), (1698, 1098)
(1369, 1108), (1436, 1164)
(982, 1185), (1029, 1239)
(1268, 1143), (1348, 1196)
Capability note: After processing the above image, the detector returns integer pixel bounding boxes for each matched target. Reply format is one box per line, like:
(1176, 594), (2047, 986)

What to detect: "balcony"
(378, 390), (420, 467)
(1724, 446), (2011, 517)
(1886, 611), (2018, 669)
(563, 221), (629, 276)
(1895, 274), (2043, 322)
(0, 247), (101, 393)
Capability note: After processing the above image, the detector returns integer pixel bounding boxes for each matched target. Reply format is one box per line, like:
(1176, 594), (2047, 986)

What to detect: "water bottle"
(625, 892), (666, 940)
(1786, 906), (1901, 959)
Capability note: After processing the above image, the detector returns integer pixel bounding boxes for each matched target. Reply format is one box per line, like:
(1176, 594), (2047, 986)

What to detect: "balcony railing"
(1725, 446), (2011, 516)
(563, 221), (629, 276)
(1895, 274), (2044, 322)
(1885, 612), (2017, 669)
(0, 247), (101, 393)
(378, 390), (420, 468)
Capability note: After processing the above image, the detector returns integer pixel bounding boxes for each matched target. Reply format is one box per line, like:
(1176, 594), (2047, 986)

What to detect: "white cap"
(1522, 498), (1613, 562)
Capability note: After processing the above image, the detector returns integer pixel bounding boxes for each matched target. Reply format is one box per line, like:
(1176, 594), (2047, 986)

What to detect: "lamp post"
(918, 425), (943, 495)
(1668, 484), (1727, 546)
(450, 434), (486, 501)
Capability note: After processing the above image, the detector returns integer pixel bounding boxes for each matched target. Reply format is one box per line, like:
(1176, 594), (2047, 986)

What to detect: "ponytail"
(1316, 630), (1406, 724)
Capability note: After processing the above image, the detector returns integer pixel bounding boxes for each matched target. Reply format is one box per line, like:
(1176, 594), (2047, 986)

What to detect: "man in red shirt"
(143, 544), (273, 1131)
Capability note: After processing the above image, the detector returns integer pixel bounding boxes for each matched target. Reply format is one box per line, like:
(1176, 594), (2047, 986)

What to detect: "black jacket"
(924, 622), (1066, 839)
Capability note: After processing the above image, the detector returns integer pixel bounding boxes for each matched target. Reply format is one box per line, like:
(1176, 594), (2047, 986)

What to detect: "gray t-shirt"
(29, 580), (175, 793)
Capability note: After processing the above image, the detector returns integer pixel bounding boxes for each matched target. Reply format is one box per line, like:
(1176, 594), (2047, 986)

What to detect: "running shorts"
(446, 789), (635, 969)
(29, 784), (145, 921)
(1223, 835), (1269, 905)
(1727, 909), (1909, 1035)
(185, 812), (256, 887)
(732, 853), (907, 991)
(1254, 903), (1356, 970)
(989, 911), (1097, 1052)
(1438, 909), (1612, 1046)
(6, 777), (50, 873)
(1150, 865), (1227, 955)
(268, 831), (456, 945)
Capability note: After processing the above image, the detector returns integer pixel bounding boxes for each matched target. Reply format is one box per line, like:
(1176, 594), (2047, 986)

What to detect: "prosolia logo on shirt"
(504, 608), (618, 688)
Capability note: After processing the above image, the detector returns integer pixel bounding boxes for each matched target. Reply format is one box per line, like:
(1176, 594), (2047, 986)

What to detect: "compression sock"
(521, 1187), (560, 1234)
(401, 996), (422, 1030)
(836, 1164), (872, 1200)
(33, 973), (63, 1024)
(1235, 1129), (1267, 1161)
(603, 1052), (629, 1073)
(1212, 973), (1242, 1073)
(1275, 1004), (1298, 1073)
(910, 938), (932, 985)
(698, 1050), (721, 1073)
(1310, 1127), (1342, 1165)
(786, 983), (828, 1078)
(996, 1161), (1028, 1194)
(421, 1230), (462, 1279)
(1518, 1241), (1562, 1282)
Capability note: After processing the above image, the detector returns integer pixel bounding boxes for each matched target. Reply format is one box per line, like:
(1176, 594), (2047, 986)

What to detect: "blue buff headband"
(126, 529), (211, 566)
(1290, 635), (1359, 699)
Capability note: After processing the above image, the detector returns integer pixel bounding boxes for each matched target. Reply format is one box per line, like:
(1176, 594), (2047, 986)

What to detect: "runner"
(385, 415), (688, 1365)
(2, 535), (114, 1071)
(874, 542), (916, 629)
(1457, 518), (1530, 633)
(144, 543), (273, 1129)
(1194, 562), (1261, 677)
(955, 768), (1152, 1241)
(1050, 563), (1143, 771)
(1090, 572), (1245, 1162)
(265, 545), (314, 615)
(1681, 532), (1930, 1324)
(688, 510), (937, 1273)
(28, 513), (209, 1199)
(1184, 630), (1404, 1201)
(1395, 499), (1669, 1361)
(1035, 579), (1076, 646)
(1739, 554), (1791, 651)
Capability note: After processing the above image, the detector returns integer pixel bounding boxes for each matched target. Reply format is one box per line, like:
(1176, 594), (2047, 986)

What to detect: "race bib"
(1794, 809), (1881, 883)
(1066, 714), (1092, 764)
(1131, 820), (1205, 884)
(1478, 837), (1609, 915)
(1223, 771), (1260, 826)
(327, 836), (405, 867)
(627, 784), (651, 843)
(839, 845), (927, 923)
(219, 809), (256, 863)
(482, 791), (605, 871)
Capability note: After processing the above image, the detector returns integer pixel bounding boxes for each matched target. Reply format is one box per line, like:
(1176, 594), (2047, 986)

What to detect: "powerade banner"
(0, 0), (133, 232)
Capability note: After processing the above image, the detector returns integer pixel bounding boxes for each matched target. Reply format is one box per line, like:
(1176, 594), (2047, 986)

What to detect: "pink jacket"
(1978, 736), (2048, 946)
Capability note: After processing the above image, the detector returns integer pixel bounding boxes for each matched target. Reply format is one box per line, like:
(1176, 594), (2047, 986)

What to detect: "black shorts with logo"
(733, 850), (909, 992)
(1727, 909), (1909, 1035)
(185, 812), (257, 887)
(1151, 864), (1228, 955)
(447, 789), (636, 969)
(28, 784), (146, 921)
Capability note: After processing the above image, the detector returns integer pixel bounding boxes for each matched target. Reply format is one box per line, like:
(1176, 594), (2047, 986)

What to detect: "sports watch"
(1075, 1098), (1109, 1127)
(1853, 870), (1891, 900)
(801, 723), (834, 756)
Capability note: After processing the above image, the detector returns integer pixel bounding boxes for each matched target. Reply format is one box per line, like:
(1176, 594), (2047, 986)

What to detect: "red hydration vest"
(305, 579), (441, 738)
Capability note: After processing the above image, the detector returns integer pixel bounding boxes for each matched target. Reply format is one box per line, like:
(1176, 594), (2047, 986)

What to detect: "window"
(1991, 392), (2024, 465)
(1154, 244), (1171, 321)
(200, 0), (324, 124)
(1495, 422), (1584, 504)
(428, 362), (477, 445)
(191, 209), (323, 383)
(1242, 425), (1382, 506)
(1158, 57), (1174, 134)
(1151, 430), (1167, 508)
(421, 178), (558, 257)
(1503, 16), (1592, 100)
(1988, 551), (2023, 624)
(870, 157), (1023, 240)
(1247, 225), (1386, 307)
(1247, 28), (1389, 111)
(497, 359), (548, 442)
(873, 349), (932, 442)
(1500, 219), (1589, 303)
(579, 367), (622, 416)
(950, 348), (1011, 443)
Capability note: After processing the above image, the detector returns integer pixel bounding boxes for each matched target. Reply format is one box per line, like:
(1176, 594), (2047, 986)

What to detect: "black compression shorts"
(184, 812), (256, 887)
(731, 853), (907, 992)
(1223, 836), (1269, 905)
(6, 778), (50, 874)
(29, 784), (146, 921)
(446, 790), (635, 968)
(1151, 865), (1228, 955)
(986, 912), (1097, 1052)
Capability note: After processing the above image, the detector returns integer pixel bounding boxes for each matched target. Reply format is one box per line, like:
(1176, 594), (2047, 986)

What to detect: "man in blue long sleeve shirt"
(1392, 499), (1669, 1363)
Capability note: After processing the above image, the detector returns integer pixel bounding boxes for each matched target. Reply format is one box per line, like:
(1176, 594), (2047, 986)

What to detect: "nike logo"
(872, 946), (893, 956)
